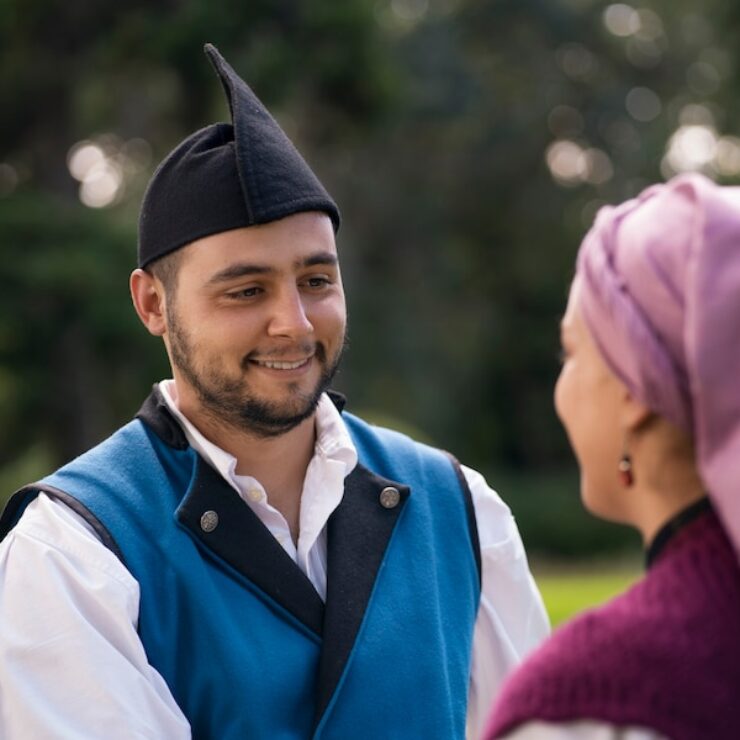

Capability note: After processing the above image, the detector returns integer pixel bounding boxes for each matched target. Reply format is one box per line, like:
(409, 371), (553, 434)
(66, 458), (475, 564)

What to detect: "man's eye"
(229, 287), (261, 299)
(306, 277), (330, 289)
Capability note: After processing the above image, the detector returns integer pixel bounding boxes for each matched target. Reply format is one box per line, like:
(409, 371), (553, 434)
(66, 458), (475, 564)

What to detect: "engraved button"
(379, 486), (401, 509)
(200, 510), (219, 532)
(247, 488), (263, 503)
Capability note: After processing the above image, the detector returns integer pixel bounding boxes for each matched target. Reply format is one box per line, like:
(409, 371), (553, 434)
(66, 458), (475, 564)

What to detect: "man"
(0, 45), (548, 739)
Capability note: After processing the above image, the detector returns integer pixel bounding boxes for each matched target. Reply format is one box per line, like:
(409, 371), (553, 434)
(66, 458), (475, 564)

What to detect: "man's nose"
(267, 286), (314, 339)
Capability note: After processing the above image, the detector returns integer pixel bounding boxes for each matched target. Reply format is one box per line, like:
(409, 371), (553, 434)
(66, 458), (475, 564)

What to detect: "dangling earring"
(618, 440), (634, 487)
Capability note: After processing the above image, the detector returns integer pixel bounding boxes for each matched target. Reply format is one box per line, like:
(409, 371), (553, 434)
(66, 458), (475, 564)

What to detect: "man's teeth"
(256, 358), (309, 370)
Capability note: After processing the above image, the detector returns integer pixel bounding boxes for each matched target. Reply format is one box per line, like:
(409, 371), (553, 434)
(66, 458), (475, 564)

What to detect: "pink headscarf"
(577, 173), (740, 559)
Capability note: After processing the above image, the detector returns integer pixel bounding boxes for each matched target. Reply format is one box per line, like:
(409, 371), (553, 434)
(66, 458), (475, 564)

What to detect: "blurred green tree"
(0, 0), (396, 478)
(1, 0), (739, 555)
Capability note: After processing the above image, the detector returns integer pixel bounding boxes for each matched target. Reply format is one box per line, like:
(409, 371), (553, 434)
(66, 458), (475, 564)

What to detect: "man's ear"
(130, 269), (167, 337)
(620, 388), (654, 432)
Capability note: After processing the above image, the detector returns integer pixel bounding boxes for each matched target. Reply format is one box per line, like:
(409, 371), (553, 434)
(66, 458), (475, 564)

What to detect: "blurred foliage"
(492, 467), (642, 557)
(1, 0), (739, 553)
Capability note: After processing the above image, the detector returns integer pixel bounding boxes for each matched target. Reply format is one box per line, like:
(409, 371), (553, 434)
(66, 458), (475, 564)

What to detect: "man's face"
(162, 212), (347, 438)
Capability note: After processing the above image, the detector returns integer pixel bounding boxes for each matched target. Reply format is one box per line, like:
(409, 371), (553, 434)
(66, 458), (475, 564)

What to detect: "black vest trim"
(135, 385), (189, 450)
(175, 455), (326, 636)
(326, 390), (346, 412)
(444, 452), (482, 589)
(315, 463), (410, 727)
(0, 482), (125, 566)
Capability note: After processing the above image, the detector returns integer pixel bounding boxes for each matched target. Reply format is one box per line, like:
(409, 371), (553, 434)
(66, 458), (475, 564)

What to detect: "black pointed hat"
(138, 43), (340, 268)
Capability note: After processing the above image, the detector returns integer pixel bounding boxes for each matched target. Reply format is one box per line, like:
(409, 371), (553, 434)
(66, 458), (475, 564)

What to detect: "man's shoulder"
(339, 410), (470, 499)
(38, 413), (196, 511)
(52, 418), (159, 478)
(0, 419), (155, 546)
(340, 410), (443, 455)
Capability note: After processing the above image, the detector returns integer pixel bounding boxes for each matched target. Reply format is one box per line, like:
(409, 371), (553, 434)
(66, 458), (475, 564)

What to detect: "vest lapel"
(176, 457), (325, 636)
(314, 463), (410, 727)
(137, 387), (325, 637)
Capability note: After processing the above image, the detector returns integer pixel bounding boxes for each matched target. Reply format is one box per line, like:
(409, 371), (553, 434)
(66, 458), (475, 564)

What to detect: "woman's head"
(556, 275), (701, 534)
(556, 174), (740, 548)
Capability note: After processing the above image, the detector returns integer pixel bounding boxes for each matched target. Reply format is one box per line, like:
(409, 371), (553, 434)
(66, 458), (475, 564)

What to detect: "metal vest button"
(379, 486), (401, 509)
(200, 510), (219, 532)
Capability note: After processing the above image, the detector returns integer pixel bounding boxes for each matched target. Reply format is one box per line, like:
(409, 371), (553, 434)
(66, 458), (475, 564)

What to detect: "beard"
(166, 303), (345, 439)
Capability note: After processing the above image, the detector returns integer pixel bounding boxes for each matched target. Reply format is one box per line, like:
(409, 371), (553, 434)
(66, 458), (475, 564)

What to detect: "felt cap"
(138, 43), (340, 268)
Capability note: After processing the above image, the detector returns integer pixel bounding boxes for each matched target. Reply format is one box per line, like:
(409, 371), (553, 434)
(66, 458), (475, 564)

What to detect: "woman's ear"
(130, 269), (167, 337)
(619, 388), (654, 432)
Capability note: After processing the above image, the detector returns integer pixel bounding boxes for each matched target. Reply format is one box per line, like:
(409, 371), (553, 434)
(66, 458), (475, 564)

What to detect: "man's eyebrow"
(206, 263), (274, 285)
(298, 252), (339, 269)
(205, 252), (338, 285)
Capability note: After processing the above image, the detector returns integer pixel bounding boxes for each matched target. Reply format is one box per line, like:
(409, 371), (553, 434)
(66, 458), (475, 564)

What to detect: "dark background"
(2, 0), (739, 557)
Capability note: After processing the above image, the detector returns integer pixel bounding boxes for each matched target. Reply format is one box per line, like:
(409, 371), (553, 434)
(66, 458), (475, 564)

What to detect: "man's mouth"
(251, 356), (313, 370)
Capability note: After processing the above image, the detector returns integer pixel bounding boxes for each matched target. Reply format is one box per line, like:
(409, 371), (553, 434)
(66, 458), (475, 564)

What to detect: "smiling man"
(0, 45), (548, 739)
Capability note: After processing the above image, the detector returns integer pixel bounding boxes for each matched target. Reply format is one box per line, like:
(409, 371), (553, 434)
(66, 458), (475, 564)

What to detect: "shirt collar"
(157, 379), (357, 491)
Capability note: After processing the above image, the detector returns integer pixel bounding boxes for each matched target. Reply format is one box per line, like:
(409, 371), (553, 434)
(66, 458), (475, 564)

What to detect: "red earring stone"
(618, 454), (634, 487)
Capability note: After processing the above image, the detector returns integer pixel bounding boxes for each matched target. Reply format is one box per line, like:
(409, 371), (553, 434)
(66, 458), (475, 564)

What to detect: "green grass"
(533, 564), (641, 627)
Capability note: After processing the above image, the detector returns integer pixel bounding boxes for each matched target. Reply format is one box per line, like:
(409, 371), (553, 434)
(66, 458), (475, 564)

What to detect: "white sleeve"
(0, 493), (191, 739)
(499, 719), (666, 739)
(462, 465), (551, 740)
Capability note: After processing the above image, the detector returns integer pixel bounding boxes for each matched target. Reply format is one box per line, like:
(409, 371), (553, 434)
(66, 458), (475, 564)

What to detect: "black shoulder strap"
(0, 482), (125, 566)
(444, 452), (482, 590)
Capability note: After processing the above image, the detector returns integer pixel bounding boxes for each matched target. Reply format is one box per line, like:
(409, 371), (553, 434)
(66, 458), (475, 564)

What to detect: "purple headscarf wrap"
(577, 173), (740, 559)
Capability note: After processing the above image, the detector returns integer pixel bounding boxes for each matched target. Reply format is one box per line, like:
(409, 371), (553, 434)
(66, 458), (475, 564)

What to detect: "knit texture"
(486, 509), (740, 740)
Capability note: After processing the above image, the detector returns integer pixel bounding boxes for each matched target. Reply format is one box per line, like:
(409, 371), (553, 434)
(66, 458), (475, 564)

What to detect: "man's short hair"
(146, 249), (185, 296)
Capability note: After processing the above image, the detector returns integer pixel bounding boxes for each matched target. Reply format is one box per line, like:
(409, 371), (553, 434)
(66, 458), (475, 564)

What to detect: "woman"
(485, 173), (740, 739)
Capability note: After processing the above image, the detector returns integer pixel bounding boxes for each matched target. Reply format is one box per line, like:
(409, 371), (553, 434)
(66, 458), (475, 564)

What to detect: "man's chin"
(230, 391), (324, 438)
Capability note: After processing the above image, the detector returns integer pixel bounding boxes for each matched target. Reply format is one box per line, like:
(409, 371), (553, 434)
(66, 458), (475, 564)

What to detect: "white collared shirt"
(160, 380), (357, 601)
(0, 384), (549, 739)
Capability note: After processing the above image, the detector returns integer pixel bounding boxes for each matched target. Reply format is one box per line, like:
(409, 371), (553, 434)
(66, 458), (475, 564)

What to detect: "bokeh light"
(545, 141), (614, 188)
(557, 44), (598, 82)
(714, 137), (740, 177)
(67, 142), (105, 182)
(546, 141), (588, 186)
(79, 164), (124, 208)
(391, 0), (428, 21)
(662, 125), (718, 175)
(66, 136), (151, 208)
(603, 4), (641, 37)
(583, 148), (614, 185)
(625, 87), (662, 122)
(634, 8), (664, 41)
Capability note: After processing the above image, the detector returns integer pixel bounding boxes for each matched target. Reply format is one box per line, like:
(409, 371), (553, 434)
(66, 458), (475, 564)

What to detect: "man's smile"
(250, 356), (314, 371)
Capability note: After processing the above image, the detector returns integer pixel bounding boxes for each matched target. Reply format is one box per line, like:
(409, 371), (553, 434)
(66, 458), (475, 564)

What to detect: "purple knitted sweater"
(486, 505), (740, 739)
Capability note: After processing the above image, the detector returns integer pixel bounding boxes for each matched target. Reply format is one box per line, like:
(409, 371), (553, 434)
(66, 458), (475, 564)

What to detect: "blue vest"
(1, 392), (480, 739)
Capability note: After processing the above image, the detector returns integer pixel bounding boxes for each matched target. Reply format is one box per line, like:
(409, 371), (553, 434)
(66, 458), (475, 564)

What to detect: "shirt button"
(247, 488), (262, 503)
(200, 510), (219, 532)
(379, 487), (401, 509)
